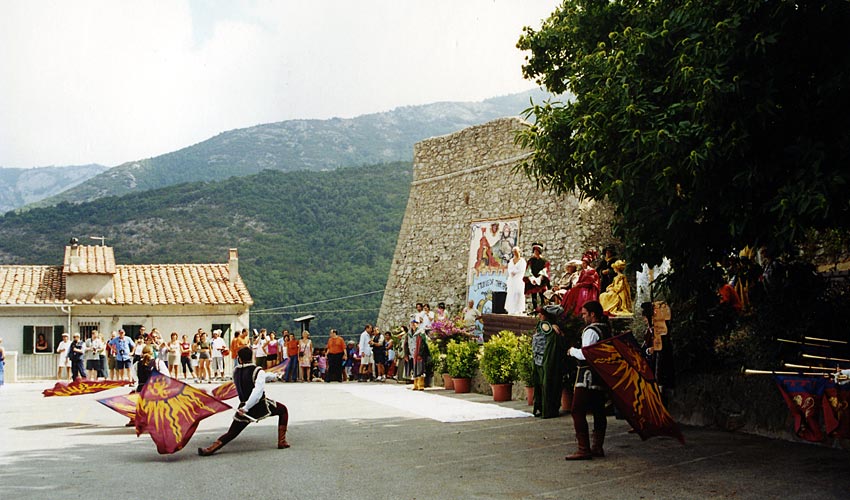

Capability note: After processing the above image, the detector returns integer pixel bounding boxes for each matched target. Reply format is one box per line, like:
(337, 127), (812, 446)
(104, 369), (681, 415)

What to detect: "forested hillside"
(35, 89), (548, 207)
(0, 162), (412, 342)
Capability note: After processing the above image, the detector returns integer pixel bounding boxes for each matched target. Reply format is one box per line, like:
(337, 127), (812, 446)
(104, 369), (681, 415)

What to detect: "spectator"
(317, 349), (327, 380)
(180, 334), (194, 380)
(195, 331), (211, 383)
(254, 330), (268, 370)
(108, 329), (134, 382)
(106, 331), (117, 379)
(344, 341), (356, 381)
(69, 332), (86, 380)
(358, 324), (374, 381)
(371, 328), (387, 382)
(385, 331), (397, 380)
(284, 334), (300, 382)
(210, 330), (227, 381)
(86, 331), (105, 380)
(266, 332), (278, 369)
(56, 332), (71, 380)
(298, 331), (313, 382)
(0, 337), (5, 389)
(167, 332), (181, 378)
(326, 329), (346, 382)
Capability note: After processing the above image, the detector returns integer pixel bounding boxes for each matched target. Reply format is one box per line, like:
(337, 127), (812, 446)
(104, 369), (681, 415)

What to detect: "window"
(122, 325), (142, 340)
(23, 325), (64, 354)
(212, 324), (232, 344)
(78, 321), (100, 340)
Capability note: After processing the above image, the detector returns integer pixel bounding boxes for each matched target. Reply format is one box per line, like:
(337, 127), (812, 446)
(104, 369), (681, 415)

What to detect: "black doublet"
(233, 363), (275, 422)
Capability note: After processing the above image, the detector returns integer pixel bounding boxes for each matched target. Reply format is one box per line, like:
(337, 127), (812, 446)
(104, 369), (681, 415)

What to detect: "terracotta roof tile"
(0, 263), (252, 307)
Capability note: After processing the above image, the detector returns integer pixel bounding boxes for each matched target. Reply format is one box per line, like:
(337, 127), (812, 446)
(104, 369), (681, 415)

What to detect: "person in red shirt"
(284, 334), (300, 382)
(325, 329), (347, 382)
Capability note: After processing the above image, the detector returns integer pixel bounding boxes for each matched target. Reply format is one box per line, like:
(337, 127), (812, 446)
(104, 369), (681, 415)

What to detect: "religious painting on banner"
(466, 218), (520, 311)
(774, 375), (827, 442)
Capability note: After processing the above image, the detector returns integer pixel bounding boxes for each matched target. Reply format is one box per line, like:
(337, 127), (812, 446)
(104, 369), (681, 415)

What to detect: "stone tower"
(377, 117), (615, 328)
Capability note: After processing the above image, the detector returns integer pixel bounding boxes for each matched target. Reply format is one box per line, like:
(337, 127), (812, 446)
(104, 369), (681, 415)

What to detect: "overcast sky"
(0, 0), (558, 168)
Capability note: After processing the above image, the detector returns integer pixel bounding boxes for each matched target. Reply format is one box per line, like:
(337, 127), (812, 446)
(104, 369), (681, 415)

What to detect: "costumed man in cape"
(198, 347), (290, 456)
(531, 305), (567, 419)
(565, 300), (611, 460)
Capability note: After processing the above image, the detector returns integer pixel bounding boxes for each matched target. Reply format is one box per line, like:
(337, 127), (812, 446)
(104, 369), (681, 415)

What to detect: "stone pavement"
(1, 380), (849, 500)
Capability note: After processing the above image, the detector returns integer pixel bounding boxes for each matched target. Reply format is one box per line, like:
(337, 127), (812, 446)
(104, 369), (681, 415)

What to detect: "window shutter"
(54, 325), (65, 349)
(23, 325), (34, 354)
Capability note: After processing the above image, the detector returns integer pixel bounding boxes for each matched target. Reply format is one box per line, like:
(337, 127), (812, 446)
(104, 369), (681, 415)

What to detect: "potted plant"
(445, 339), (479, 393)
(480, 331), (519, 401)
(513, 333), (535, 405)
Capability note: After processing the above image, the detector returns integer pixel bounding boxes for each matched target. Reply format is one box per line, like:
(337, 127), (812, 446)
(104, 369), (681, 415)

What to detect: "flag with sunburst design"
(135, 374), (231, 454)
(582, 333), (684, 444)
(43, 379), (128, 397)
(212, 381), (238, 400)
(97, 392), (141, 420)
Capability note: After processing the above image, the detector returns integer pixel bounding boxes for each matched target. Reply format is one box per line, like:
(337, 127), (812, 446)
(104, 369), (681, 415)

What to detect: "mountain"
(34, 88), (549, 207)
(0, 162), (412, 340)
(0, 164), (108, 213)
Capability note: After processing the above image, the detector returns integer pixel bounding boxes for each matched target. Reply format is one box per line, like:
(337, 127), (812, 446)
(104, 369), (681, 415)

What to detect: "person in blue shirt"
(108, 329), (135, 381)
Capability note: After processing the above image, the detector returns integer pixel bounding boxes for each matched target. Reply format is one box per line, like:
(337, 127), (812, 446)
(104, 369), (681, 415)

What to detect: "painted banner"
(466, 218), (520, 312)
(775, 375), (826, 442)
(97, 393), (141, 420)
(582, 333), (685, 444)
(211, 381), (238, 400)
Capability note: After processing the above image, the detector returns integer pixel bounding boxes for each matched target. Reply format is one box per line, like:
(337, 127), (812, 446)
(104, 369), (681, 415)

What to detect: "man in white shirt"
(210, 329), (227, 381)
(56, 333), (71, 380)
(198, 347), (290, 456)
(358, 324), (373, 381)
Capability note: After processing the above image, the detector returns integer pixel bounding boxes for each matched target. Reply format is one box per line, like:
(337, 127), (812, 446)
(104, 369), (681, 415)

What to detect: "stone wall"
(378, 117), (616, 327)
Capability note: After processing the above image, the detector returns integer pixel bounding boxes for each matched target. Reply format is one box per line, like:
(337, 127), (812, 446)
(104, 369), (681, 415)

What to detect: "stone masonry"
(377, 117), (616, 327)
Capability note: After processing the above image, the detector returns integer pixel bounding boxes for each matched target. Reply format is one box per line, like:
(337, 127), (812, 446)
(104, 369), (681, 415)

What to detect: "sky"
(0, 0), (559, 169)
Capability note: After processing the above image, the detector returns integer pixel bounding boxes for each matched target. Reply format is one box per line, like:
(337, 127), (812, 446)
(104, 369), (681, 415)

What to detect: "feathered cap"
(531, 242), (544, 253)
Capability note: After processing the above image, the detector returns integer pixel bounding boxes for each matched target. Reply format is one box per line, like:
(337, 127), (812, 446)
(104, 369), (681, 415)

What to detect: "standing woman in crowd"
(298, 331), (313, 382)
(385, 331), (396, 380)
(325, 329), (346, 382)
(266, 332), (278, 369)
(180, 334), (194, 380)
(254, 330), (268, 370)
(371, 328), (387, 382)
(195, 331), (211, 383)
(167, 332), (181, 378)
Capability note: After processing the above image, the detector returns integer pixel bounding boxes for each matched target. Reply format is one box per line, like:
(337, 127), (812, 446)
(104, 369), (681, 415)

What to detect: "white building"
(0, 242), (253, 379)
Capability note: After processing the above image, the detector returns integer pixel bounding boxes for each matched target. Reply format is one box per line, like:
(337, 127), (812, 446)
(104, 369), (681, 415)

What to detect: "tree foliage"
(516, 0), (850, 298)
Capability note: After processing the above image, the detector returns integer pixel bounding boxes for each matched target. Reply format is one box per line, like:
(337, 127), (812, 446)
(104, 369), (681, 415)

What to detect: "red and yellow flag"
(135, 374), (231, 454)
(582, 333), (685, 444)
(43, 379), (128, 397)
(212, 381), (238, 401)
(266, 361), (287, 375)
(97, 393), (141, 420)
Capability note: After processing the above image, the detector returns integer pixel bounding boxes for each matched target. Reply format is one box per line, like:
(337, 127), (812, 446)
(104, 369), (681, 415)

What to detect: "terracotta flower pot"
(491, 383), (513, 402)
(452, 377), (471, 393)
(442, 373), (454, 390)
(525, 386), (534, 406)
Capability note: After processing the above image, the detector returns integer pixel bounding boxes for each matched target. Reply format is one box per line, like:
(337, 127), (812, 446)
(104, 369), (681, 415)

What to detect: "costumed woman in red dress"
(562, 250), (600, 316)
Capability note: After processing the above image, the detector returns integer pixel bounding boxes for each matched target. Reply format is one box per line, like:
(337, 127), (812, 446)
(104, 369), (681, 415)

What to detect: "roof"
(63, 245), (116, 274)
(0, 263), (253, 306)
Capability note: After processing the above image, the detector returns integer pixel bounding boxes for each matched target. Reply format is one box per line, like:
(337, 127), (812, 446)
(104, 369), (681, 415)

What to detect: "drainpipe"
(60, 305), (72, 334)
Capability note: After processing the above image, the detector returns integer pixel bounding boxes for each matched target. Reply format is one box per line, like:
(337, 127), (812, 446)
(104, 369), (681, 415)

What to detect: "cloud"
(0, 0), (557, 167)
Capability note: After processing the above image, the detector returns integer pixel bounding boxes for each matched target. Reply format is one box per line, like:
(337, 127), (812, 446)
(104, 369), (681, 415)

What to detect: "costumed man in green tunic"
(531, 304), (567, 418)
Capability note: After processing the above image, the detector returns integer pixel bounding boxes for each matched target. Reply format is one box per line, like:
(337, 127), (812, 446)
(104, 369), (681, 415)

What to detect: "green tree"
(516, 0), (850, 298)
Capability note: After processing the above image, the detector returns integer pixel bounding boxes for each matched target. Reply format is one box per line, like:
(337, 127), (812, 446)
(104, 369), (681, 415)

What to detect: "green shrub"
(446, 339), (479, 379)
(480, 331), (519, 384)
(513, 333), (534, 387)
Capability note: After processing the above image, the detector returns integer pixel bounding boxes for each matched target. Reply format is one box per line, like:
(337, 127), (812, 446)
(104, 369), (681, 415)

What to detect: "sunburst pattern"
(583, 334), (684, 443)
(43, 379), (127, 397)
(97, 393), (140, 419)
(135, 374), (231, 454)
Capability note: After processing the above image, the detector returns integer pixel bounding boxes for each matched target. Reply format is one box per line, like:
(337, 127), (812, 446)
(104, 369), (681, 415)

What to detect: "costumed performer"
(405, 320), (430, 391)
(565, 300), (610, 460)
(505, 246), (527, 315)
(198, 347), (290, 455)
(531, 305), (567, 419)
(524, 243), (551, 311)
(561, 250), (600, 316)
(598, 260), (633, 316)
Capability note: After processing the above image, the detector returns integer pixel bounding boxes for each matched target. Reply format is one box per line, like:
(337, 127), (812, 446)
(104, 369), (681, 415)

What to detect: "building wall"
(377, 117), (616, 328)
(1, 304), (250, 379)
